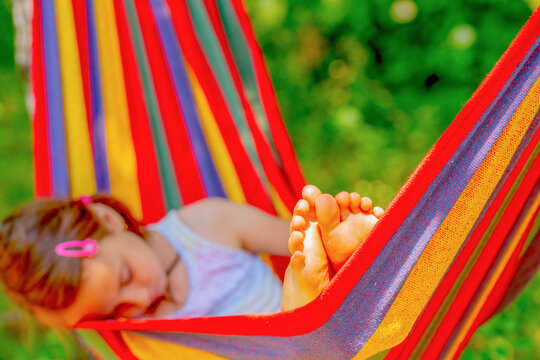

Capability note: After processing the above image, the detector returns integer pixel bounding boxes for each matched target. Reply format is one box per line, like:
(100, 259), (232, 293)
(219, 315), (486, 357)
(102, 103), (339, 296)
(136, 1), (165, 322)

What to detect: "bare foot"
(280, 186), (384, 311)
(318, 191), (383, 272)
(281, 185), (330, 311)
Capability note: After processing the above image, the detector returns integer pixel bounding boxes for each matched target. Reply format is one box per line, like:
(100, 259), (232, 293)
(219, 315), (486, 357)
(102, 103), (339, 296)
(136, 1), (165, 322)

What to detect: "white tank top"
(148, 211), (282, 318)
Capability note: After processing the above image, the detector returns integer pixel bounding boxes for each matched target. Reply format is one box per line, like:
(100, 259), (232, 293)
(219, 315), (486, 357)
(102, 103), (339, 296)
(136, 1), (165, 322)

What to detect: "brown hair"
(0, 195), (147, 313)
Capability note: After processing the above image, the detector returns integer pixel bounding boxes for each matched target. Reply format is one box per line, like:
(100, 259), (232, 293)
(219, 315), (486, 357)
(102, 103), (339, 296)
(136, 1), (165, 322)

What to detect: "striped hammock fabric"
(32, 0), (305, 222)
(31, 0), (539, 359)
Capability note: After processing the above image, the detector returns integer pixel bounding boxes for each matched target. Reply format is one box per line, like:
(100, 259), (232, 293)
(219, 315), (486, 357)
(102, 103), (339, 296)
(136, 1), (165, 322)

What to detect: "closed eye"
(120, 263), (132, 286)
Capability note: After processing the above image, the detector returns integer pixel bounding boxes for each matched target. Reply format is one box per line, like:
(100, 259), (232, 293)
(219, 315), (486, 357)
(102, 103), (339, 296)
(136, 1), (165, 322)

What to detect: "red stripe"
(164, 0), (274, 212)
(229, 0), (306, 196)
(453, 206), (540, 359)
(113, 0), (166, 224)
(498, 217), (540, 310)
(476, 208), (539, 321)
(78, 290), (336, 335)
(180, 0), (290, 214)
(184, 0), (295, 277)
(201, 0), (298, 213)
(134, 0), (206, 205)
(386, 128), (540, 360)
(32, 0), (52, 197)
(422, 152), (540, 357)
(71, 0), (93, 137)
(237, 90), (302, 276)
(173, 1), (275, 214)
(243, 102), (298, 212)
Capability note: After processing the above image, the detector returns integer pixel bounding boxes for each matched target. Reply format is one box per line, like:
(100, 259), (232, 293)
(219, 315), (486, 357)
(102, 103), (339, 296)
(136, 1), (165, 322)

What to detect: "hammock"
(31, 0), (540, 359)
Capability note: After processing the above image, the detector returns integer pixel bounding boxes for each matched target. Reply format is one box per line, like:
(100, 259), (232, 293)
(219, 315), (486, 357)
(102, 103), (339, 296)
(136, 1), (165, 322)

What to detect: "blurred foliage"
(0, 0), (15, 70)
(0, 0), (538, 359)
(246, 0), (532, 205)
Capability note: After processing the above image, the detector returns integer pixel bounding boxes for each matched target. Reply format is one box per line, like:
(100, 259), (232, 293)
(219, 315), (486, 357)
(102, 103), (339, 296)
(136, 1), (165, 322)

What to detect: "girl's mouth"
(144, 295), (165, 316)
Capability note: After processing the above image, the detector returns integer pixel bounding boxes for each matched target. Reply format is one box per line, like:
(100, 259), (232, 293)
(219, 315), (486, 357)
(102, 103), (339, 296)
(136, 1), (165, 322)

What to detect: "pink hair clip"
(79, 195), (93, 206)
(55, 238), (98, 258)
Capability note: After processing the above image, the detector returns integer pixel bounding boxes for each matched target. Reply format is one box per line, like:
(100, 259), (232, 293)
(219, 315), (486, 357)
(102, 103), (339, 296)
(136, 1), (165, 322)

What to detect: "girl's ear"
(88, 203), (126, 232)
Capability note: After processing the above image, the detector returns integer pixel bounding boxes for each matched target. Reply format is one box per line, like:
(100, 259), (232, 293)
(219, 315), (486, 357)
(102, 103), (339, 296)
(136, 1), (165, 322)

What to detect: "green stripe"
(520, 209), (540, 256)
(76, 330), (120, 360)
(184, 0), (269, 187)
(215, 0), (280, 160)
(123, 0), (182, 209)
(412, 140), (540, 358)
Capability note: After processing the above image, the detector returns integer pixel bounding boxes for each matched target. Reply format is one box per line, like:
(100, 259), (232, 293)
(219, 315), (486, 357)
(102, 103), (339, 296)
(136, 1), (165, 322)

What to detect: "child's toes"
(335, 191), (352, 221)
(360, 197), (373, 214)
(350, 192), (361, 213)
(302, 185), (322, 221)
(290, 214), (307, 232)
(315, 194), (341, 238)
(288, 231), (304, 254)
(290, 250), (306, 273)
(293, 199), (310, 218)
(373, 206), (384, 219)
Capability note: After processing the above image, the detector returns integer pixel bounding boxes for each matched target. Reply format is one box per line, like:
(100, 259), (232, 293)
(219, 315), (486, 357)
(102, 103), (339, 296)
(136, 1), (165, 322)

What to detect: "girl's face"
(35, 207), (169, 327)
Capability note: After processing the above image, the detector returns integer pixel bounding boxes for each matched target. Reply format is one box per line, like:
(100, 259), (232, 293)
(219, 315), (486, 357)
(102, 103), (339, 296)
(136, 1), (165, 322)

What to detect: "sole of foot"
(281, 185), (330, 311)
(318, 191), (382, 272)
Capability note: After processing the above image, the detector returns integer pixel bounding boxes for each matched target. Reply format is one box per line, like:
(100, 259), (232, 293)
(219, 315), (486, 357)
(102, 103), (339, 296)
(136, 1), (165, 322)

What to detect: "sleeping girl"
(0, 185), (383, 327)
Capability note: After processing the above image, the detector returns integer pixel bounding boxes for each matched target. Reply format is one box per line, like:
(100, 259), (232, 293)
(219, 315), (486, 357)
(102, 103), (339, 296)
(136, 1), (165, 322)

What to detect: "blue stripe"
(184, 0), (269, 191)
(148, 0), (226, 198)
(86, 0), (111, 193)
(41, 0), (70, 197)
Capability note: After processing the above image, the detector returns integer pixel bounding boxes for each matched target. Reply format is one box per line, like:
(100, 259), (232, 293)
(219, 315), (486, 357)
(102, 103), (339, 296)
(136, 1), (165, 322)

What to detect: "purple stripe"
(138, 35), (540, 359)
(86, 0), (111, 193)
(41, 0), (69, 197)
(148, 0), (225, 198)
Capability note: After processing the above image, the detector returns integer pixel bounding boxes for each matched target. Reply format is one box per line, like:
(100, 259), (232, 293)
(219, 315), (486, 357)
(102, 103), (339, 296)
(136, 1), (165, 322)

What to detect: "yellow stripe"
(354, 78), (540, 360)
(54, 0), (96, 197)
(410, 141), (540, 358)
(269, 185), (292, 219)
(444, 190), (540, 359)
(122, 331), (227, 360)
(185, 65), (247, 204)
(184, 67), (286, 275)
(93, 1), (142, 218)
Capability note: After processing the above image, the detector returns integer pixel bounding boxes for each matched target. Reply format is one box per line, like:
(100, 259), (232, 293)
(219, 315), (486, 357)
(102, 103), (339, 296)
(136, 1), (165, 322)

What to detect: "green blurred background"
(0, 0), (539, 358)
